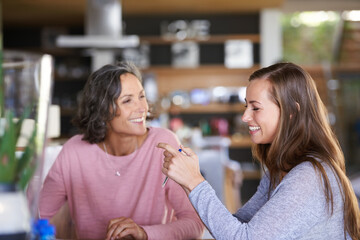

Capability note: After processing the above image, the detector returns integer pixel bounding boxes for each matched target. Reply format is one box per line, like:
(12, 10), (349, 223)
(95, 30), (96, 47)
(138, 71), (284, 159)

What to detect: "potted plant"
(0, 110), (36, 240)
(0, 51), (53, 240)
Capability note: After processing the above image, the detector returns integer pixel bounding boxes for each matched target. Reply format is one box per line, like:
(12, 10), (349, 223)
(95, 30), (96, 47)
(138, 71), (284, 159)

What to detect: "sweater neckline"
(96, 127), (153, 160)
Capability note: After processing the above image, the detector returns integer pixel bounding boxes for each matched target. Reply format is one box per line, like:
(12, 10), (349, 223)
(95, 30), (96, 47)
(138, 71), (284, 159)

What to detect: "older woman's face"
(108, 73), (148, 136)
(241, 78), (280, 144)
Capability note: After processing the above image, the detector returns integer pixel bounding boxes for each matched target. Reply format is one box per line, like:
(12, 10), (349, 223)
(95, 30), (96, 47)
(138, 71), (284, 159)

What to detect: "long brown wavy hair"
(249, 62), (360, 239)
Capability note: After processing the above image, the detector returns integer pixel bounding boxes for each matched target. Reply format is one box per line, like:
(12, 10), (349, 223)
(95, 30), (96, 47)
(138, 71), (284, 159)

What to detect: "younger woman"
(158, 62), (360, 239)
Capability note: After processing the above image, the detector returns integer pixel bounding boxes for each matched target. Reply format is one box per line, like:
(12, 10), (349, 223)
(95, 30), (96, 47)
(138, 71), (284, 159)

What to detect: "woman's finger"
(106, 217), (128, 240)
(111, 222), (133, 239)
(163, 150), (173, 157)
(108, 217), (126, 230)
(157, 143), (178, 156)
(162, 166), (168, 175)
(116, 225), (138, 239)
(162, 156), (171, 166)
(180, 144), (196, 157)
(113, 221), (146, 240)
(106, 223), (118, 240)
(163, 160), (171, 170)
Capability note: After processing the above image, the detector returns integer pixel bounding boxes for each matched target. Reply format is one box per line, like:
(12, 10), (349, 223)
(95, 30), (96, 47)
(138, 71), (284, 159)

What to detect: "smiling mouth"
(129, 117), (145, 123)
(249, 126), (260, 131)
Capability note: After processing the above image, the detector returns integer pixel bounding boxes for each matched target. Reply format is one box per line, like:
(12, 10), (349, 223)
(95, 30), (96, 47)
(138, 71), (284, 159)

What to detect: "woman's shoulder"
(289, 161), (319, 178)
(56, 135), (98, 165)
(286, 160), (336, 188)
(273, 162), (324, 201)
(293, 159), (333, 174)
(145, 127), (180, 148)
(62, 134), (92, 150)
(148, 127), (178, 140)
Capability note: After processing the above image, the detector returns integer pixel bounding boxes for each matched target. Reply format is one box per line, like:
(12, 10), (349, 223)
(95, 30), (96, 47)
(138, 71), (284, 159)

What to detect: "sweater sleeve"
(38, 147), (68, 219)
(142, 128), (204, 240)
(143, 179), (204, 240)
(233, 173), (270, 222)
(189, 164), (327, 240)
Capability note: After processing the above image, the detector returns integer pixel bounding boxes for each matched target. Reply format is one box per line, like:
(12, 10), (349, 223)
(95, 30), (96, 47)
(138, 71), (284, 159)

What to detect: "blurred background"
(2, 0), (359, 211)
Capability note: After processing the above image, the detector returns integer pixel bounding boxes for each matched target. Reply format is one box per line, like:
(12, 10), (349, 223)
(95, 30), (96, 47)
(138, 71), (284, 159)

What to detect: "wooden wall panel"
(143, 65), (259, 96)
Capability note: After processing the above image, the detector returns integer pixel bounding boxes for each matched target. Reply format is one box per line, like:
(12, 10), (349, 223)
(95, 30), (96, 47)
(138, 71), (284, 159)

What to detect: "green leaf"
(18, 165), (36, 190)
(0, 111), (17, 182)
(0, 50), (4, 118)
(0, 105), (36, 186)
(17, 123), (37, 189)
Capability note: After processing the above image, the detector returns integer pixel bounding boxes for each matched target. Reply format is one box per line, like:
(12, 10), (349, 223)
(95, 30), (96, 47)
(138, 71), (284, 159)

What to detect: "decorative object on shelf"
(160, 96), (171, 111)
(55, 57), (90, 80)
(161, 19), (211, 40)
(238, 86), (247, 103)
(0, 51), (53, 240)
(210, 118), (229, 136)
(211, 86), (246, 104)
(190, 88), (211, 105)
(211, 86), (230, 103)
(121, 44), (150, 69)
(143, 73), (158, 104)
(224, 40), (253, 68)
(171, 41), (199, 68)
(170, 90), (191, 108)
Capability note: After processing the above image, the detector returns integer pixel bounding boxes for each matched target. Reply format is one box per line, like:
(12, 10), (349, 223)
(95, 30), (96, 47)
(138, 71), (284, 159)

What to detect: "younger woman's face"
(108, 73), (149, 136)
(241, 78), (280, 144)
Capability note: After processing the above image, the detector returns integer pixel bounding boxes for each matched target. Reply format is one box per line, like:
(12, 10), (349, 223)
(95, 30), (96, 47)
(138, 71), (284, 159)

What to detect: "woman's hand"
(106, 217), (148, 240)
(157, 143), (205, 193)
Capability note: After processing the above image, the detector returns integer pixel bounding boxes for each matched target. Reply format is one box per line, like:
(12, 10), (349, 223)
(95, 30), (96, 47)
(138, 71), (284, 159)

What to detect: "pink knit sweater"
(39, 127), (204, 239)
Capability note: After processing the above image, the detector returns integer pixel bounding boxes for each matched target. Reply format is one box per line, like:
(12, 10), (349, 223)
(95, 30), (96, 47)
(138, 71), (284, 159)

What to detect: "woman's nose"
(137, 100), (148, 113)
(241, 109), (252, 123)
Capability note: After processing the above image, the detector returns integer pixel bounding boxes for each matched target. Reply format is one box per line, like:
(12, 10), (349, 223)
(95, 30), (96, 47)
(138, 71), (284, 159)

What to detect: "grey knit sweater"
(189, 161), (352, 240)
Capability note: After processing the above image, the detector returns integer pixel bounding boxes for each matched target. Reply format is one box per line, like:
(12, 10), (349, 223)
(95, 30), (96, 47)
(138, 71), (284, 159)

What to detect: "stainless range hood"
(56, 35), (139, 49)
(56, 0), (139, 70)
(56, 0), (139, 48)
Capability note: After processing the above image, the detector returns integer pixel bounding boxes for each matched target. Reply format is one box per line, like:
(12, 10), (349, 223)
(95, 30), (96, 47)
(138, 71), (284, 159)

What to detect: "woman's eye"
(122, 99), (131, 104)
(244, 105), (259, 111)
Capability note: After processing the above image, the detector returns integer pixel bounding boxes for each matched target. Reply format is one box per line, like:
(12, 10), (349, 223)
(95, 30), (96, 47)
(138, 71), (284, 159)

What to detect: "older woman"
(39, 61), (204, 240)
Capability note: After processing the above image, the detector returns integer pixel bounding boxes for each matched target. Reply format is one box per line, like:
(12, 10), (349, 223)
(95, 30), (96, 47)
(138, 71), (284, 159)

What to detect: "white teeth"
(130, 117), (144, 123)
(249, 126), (260, 131)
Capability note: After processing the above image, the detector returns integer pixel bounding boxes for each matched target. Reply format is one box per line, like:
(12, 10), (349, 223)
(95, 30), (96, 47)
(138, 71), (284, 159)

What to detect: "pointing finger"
(157, 142), (179, 156)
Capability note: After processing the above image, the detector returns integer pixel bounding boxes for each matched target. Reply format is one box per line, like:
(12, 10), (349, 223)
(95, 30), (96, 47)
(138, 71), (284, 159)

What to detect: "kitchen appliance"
(56, 0), (139, 71)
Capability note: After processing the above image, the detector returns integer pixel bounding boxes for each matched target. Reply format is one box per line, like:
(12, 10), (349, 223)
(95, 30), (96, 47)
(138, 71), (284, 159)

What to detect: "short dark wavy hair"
(72, 61), (143, 144)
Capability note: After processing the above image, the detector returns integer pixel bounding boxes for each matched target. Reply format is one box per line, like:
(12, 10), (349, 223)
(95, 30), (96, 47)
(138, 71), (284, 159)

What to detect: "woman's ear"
(290, 102), (300, 119)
